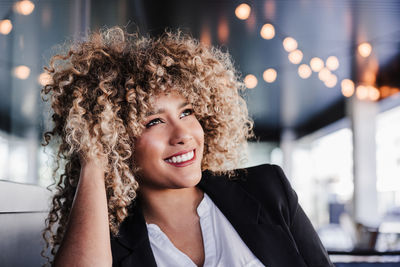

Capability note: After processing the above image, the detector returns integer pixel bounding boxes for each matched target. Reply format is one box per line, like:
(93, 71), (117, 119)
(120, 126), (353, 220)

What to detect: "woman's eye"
(145, 118), (163, 128)
(180, 108), (194, 118)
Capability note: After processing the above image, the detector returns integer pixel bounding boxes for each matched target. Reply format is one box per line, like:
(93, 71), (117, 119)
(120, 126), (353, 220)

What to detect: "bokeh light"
(38, 72), (53, 86)
(244, 74), (258, 89)
(235, 3), (251, 20)
(326, 56), (339, 71)
(310, 57), (324, 72)
(341, 79), (355, 97)
(14, 0), (35, 15)
(260, 23), (275, 40)
(283, 37), (298, 52)
(318, 67), (331, 82)
(0, 19), (12, 35)
(358, 42), (372, 58)
(288, 49), (303, 64)
(263, 68), (277, 83)
(368, 86), (380, 101)
(356, 85), (369, 100)
(324, 74), (337, 88)
(298, 64), (312, 79)
(13, 65), (31, 80)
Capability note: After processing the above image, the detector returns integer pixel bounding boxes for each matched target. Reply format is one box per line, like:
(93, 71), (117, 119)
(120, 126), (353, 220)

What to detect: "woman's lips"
(164, 149), (196, 167)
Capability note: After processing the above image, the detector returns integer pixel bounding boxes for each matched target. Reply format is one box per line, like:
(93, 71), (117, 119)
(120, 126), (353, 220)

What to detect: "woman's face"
(134, 92), (204, 191)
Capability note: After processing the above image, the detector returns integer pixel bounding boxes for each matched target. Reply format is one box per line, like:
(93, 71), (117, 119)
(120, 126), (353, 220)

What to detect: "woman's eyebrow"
(145, 101), (189, 117)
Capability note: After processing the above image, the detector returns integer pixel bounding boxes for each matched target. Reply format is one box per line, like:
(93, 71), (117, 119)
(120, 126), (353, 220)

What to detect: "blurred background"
(1, 0), (400, 266)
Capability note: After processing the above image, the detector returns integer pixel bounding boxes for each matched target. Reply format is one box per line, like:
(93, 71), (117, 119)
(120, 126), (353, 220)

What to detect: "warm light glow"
(324, 74), (337, 88)
(217, 17), (229, 44)
(244, 74), (257, 89)
(13, 65), (31, 80)
(260, 23), (275, 40)
(283, 37), (298, 52)
(235, 3), (251, 20)
(298, 64), (312, 79)
(288, 49), (303, 64)
(358, 42), (372, 58)
(368, 86), (380, 101)
(356, 85), (369, 100)
(326, 56), (339, 71)
(380, 86), (391, 98)
(38, 72), (52, 86)
(318, 67), (331, 82)
(310, 57), (324, 72)
(341, 79), (355, 97)
(263, 68), (277, 83)
(0, 19), (12, 35)
(14, 0), (35, 15)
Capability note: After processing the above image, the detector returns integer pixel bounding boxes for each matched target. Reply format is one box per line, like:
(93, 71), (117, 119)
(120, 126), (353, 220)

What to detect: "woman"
(41, 27), (333, 267)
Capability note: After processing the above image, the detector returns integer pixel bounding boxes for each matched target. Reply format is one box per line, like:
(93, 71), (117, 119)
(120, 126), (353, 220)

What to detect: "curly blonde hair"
(41, 26), (253, 262)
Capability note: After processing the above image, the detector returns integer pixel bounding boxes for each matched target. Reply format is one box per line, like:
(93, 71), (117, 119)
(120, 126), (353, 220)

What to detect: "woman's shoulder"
(203, 164), (297, 209)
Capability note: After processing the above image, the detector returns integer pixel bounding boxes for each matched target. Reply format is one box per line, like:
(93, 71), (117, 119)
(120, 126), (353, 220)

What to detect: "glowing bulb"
(244, 74), (257, 89)
(326, 56), (339, 71)
(14, 0), (35, 15)
(324, 74), (337, 88)
(358, 42), (372, 58)
(260, 23), (275, 40)
(341, 79), (355, 97)
(38, 72), (52, 86)
(283, 37), (298, 52)
(288, 49), (303, 64)
(235, 3), (251, 20)
(318, 67), (331, 82)
(356, 85), (369, 100)
(298, 64), (312, 79)
(13, 65), (31, 80)
(368, 86), (380, 101)
(0, 20), (12, 35)
(263, 68), (277, 83)
(310, 57), (324, 72)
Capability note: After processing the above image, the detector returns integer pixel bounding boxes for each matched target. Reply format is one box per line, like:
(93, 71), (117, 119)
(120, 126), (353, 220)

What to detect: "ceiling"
(1, 0), (400, 142)
(92, 0), (400, 141)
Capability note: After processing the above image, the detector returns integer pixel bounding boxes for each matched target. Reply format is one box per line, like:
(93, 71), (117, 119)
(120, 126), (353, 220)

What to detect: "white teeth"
(166, 150), (194, 164)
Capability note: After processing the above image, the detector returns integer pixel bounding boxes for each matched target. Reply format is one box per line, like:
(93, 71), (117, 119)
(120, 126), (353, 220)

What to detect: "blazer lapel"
(198, 170), (308, 267)
(113, 200), (158, 267)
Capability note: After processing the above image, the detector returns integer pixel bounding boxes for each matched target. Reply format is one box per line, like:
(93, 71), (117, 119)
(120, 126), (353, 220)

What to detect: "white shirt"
(146, 193), (265, 267)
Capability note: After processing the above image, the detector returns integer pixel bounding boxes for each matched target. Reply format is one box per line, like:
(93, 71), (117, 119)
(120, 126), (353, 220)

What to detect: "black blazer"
(111, 164), (334, 267)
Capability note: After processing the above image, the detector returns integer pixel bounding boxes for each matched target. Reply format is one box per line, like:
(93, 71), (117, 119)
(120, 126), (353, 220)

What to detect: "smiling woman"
(41, 26), (333, 267)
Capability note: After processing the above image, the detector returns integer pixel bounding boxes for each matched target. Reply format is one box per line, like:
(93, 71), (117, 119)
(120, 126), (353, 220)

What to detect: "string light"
(0, 19), (12, 35)
(358, 42), (372, 58)
(244, 74), (257, 89)
(318, 67), (331, 82)
(260, 23), (275, 40)
(13, 0), (35, 15)
(326, 56), (339, 71)
(368, 86), (380, 101)
(288, 49), (303, 64)
(310, 57), (324, 72)
(38, 72), (53, 86)
(283, 37), (298, 52)
(235, 3), (251, 20)
(341, 79), (355, 97)
(324, 74), (337, 88)
(298, 64), (312, 79)
(13, 65), (31, 80)
(263, 68), (277, 83)
(356, 85), (369, 100)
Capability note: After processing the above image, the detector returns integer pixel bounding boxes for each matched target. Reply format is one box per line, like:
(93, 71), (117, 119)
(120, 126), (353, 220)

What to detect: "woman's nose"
(169, 122), (192, 145)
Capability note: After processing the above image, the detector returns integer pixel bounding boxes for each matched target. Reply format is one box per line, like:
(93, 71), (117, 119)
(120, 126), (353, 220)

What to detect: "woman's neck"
(139, 186), (204, 229)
